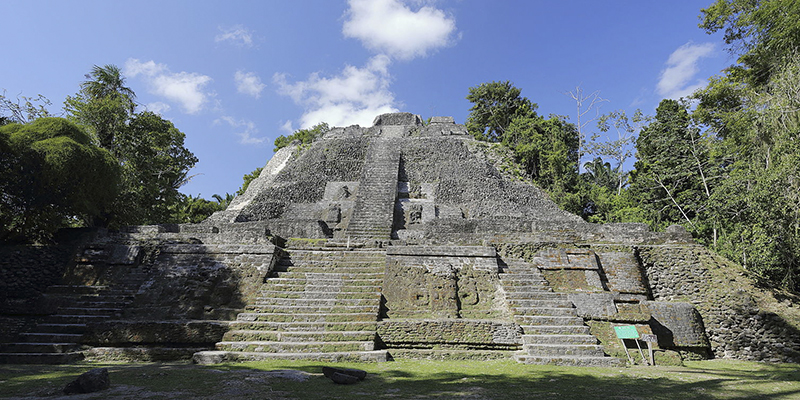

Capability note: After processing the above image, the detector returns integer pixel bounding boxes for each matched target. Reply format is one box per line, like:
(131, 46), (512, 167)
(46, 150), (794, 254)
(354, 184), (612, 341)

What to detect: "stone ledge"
(192, 350), (390, 364)
(159, 244), (276, 254)
(84, 347), (207, 362)
(386, 246), (496, 257)
(377, 319), (521, 348)
(82, 320), (229, 346)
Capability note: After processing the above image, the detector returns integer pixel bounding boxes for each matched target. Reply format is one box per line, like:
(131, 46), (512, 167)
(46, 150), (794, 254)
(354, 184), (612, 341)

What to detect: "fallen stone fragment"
(331, 371), (360, 385)
(322, 366), (367, 384)
(63, 367), (110, 394)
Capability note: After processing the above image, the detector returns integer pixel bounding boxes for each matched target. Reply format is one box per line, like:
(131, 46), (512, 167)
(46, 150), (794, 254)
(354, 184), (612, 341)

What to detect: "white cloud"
(124, 59), (164, 77)
(279, 120), (294, 134)
(273, 55), (399, 129)
(125, 59), (212, 114)
(215, 25), (254, 47)
(234, 70), (266, 98)
(145, 102), (171, 114)
(216, 116), (267, 145)
(343, 0), (458, 60)
(657, 42), (716, 99)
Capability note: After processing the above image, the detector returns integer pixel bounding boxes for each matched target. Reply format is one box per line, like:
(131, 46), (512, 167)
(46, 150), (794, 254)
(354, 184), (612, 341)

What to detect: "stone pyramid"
(6, 112), (797, 366)
(206, 112), (586, 244)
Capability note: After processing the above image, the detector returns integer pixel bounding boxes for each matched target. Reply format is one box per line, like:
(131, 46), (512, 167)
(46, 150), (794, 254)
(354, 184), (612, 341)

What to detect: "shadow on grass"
(1, 360), (799, 399)
(209, 359), (800, 400)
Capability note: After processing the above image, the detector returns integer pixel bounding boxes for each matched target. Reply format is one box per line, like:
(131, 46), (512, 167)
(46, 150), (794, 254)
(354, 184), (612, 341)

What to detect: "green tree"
(168, 193), (233, 224)
(112, 111), (198, 225)
(589, 109), (650, 194)
(80, 65), (136, 109)
(64, 65), (198, 226)
(64, 65), (136, 151)
(503, 114), (580, 197)
(236, 167), (264, 195)
(274, 123), (330, 152)
(700, 0), (800, 86)
(628, 99), (715, 235)
(701, 57), (800, 289)
(583, 157), (619, 192)
(466, 81), (537, 142)
(0, 118), (119, 242)
(466, 81), (583, 213)
(693, 1), (800, 290)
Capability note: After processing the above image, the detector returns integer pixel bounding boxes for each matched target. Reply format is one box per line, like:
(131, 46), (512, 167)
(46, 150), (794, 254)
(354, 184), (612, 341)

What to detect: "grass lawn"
(1, 359), (798, 399)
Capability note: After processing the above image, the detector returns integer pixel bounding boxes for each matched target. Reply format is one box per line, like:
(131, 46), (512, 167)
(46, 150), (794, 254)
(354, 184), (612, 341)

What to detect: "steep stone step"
(236, 312), (378, 323)
(56, 307), (122, 316)
(78, 293), (135, 301)
(523, 344), (606, 357)
(19, 333), (83, 343)
(273, 265), (384, 273)
(266, 278), (382, 286)
(223, 330), (375, 342)
(250, 298), (378, 307)
(501, 280), (554, 289)
(206, 246), (384, 362)
(263, 284), (378, 292)
(47, 285), (108, 294)
(519, 325), (591, 335)
(34, 324), (88, 334)
(507, 299), (574, 308)
(227, 321), (377, 332)
(511, 307), (578, 317)
(193, 350), (389, 364)
(42, 315), (113, 324)
(502, 273), (548, 280)
(280, 252), (385, 260)
(514, 354), (623, 367)
(517, 316), (585, 326)
(501, 258), (619, 366)
(503, 291), (569, 300)
(523, 335), (598, 345)
(265, 284), (381, 292)
(70, 300), (129, 308)
(216, 340), (375, 353)
(256, 290), (381, 300)
(344, 139), (399, 240)
(0, 343), (81, 353)
(244, 304), (379, 314)
(269, 272), (384, 280)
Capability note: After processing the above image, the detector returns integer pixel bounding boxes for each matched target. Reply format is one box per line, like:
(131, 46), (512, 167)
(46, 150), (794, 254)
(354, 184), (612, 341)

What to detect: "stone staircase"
(501, 259), (621, 366)
(344, 138), (400, 240)
(194, 247), (389, 363)
(0, 261), (148, 364)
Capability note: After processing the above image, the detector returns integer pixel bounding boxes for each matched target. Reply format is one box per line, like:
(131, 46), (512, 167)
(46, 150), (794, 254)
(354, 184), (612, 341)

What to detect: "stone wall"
(122, 243), (277, 321)
(236, 137), (369, 223)
(377, 320), (521, 350)
(0, 241), (84, 342)
(0, 245), (74, 301)
(383, 246), (503, 319)
(639, 245), (800, 362)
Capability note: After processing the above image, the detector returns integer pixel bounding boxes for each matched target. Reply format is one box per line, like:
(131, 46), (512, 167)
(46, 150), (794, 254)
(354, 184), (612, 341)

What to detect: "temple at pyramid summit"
(2, 112), (799, 366)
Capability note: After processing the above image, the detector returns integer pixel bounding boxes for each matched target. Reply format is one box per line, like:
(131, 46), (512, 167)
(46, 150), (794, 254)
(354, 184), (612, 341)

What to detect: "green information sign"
(613, 325), (640, 339)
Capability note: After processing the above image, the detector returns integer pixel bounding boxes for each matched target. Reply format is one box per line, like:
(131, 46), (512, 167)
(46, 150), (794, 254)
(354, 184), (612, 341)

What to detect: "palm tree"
(583, 157), (622, 192)
(82, 65), (136, 112)
(212, 193), (235, 210)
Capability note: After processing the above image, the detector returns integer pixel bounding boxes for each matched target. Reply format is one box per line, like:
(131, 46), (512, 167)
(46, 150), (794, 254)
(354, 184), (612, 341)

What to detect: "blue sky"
(1, 0), (729, 198)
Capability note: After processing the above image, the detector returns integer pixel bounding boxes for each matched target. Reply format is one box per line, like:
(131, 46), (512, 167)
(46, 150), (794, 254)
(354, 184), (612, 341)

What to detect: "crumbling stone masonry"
(2, 113), (799, 365)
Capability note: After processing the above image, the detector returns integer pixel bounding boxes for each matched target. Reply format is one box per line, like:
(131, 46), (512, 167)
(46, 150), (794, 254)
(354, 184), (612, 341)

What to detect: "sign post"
(640, 334), (658, 366)
(613, 325), (648, 365)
